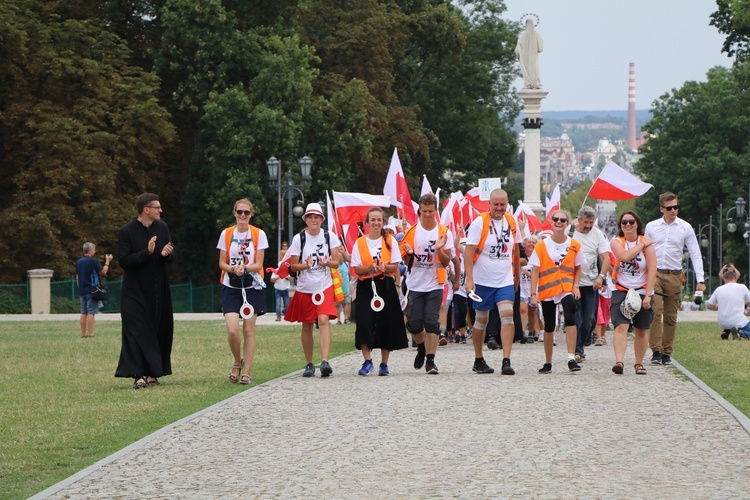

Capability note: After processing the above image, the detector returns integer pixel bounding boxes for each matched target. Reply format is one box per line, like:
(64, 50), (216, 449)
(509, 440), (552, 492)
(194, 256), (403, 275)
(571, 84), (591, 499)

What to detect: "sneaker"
(527, 334), (535, 344)
(731, 327), (740, 340)
(501, 358), (515, 375)
(275, 317), (281, 322)
(378, 363), (389, 376)
(538, 332), (544, 342)
(472, 358), (495, 374)
(568, 359), (581, 372)
(538, 363), (552, 374)
(460, 335), (467, 344)
(302, 362), (315, 377)
(487, 337), (499, 350)
(358, 359), (374, 376)
(425, 361), (439, 374)
(320, 360), (333, 377)
(454, 334), (461, 344)
(661, 354), (673, 365)
(650, 351), (662, 365)
(414, 345), (426, 369)
(721, 329), (730, 340)
(438, 334), (448, 346)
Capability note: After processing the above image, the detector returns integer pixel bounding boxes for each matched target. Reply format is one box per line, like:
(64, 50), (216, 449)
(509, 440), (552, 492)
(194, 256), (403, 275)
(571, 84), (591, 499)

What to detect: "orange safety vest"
(534, 238), (581, 301)
(220, 225), (262, 283)
(356, 235), (394, 280)
(472, 211), (517, 263)
(400, 223), (449, 284)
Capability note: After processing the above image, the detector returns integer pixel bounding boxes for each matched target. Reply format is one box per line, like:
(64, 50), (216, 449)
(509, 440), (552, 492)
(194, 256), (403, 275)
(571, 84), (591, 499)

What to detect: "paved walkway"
(30, 311), (750, 498)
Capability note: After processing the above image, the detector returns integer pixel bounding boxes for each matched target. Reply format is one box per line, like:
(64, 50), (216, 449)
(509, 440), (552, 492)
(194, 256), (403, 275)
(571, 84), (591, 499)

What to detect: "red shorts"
(284, 286), (338, 324)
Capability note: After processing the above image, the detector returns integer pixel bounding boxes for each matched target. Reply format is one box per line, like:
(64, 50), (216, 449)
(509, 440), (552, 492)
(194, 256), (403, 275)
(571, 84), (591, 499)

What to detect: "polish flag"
(587, 161), (654, 200)
(332, 191), (391, 225)
(514, 201), (543, 233)
(464, 187), (489, 213)
(341, 223), (361, 256)
(440, 191), (463, 234)
(383, 148), (418, 225)
(542, 184), (561, 230)
(421, 175), (433, 196)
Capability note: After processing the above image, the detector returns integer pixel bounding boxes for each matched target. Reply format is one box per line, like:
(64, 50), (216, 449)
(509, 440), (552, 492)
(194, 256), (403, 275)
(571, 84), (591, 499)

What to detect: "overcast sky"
(502, 0), (732, 111)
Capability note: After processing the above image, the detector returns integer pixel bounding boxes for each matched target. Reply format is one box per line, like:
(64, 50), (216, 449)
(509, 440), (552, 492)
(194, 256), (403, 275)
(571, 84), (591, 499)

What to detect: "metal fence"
(1, 279), (277, 314)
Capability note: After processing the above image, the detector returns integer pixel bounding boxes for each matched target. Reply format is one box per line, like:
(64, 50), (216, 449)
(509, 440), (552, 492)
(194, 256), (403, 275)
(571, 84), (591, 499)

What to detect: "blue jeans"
(575, 285), (598, 355)
(739, 322), (750, 340)
(275, 289), (290, 318)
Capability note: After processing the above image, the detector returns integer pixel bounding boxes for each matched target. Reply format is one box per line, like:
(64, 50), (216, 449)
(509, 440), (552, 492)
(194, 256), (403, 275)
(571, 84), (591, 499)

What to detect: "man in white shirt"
(572, 206), (611, 362)
(644, 192), (705, 365)
(400, 193), (457, 375)
(707, 268), (750, 340)
(464, 189), (521, 375)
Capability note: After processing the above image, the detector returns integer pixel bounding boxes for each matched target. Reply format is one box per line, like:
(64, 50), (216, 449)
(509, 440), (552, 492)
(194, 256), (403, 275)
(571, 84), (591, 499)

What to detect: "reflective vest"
(356, 235), (394, 280)
(534, 238), (581, 301)
(400, 223), (449, 284)
(220, 225), (262, 283)
(472, 211), (518, 263)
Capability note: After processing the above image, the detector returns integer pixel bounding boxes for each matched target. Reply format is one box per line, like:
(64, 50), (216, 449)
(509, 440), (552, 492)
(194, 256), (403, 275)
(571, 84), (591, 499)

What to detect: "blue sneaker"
(378, 363), (389, 376)
(358, 359), (374, 376)
(320, 360), (333, 377)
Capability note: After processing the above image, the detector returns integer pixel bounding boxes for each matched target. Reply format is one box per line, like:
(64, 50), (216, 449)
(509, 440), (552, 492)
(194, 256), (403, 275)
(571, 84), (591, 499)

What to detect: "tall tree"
(0, 0), (175, 282)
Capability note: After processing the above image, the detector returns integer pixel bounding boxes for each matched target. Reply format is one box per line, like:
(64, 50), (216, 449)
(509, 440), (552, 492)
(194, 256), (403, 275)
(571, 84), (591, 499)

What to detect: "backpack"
(289, 228), (331, 279)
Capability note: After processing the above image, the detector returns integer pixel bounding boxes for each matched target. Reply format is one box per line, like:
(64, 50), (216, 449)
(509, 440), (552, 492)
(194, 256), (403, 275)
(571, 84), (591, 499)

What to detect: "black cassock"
(115, 218), (175, 379)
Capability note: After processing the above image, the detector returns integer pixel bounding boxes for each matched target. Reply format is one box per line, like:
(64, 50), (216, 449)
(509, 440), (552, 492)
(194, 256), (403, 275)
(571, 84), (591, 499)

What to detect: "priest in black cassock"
(115, 193), (175, 389)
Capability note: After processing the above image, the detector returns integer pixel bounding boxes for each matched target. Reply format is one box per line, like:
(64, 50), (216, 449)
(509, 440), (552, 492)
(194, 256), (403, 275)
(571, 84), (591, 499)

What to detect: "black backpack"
(289, 229), (331, 278)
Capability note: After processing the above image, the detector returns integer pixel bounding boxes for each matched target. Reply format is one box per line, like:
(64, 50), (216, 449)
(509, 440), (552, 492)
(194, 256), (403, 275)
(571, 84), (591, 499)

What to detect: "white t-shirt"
(287, 230), (341, 293)
(528, 237), (587, 303)
(611, 236), (648, 293)
(520, 262), (533, 299)
(351, 235), (402, 268)
(572, 227), (610, 287)
(455, 256), (467, 298)
(707, 282), (750, 329)
(217, 227), (269, 288)
(272, 273), (290, 291)
(466, 214), (521, 288)
(405, 224), (455, 293)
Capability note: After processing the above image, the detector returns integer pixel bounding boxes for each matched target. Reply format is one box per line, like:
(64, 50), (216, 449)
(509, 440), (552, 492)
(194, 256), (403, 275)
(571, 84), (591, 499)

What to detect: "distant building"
(518, 130), (578, 192)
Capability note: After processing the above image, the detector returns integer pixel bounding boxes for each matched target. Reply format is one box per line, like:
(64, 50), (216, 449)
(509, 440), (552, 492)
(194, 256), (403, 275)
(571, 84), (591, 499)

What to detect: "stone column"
(519, 88), (549, 216)
(28, 268), (54, 314)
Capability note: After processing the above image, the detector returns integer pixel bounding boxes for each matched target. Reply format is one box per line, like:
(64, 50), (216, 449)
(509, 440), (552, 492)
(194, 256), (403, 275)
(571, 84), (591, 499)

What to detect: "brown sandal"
(612, 362), (624, 375)
(634, 363), (647, 375)
(229, 363), (242, 383)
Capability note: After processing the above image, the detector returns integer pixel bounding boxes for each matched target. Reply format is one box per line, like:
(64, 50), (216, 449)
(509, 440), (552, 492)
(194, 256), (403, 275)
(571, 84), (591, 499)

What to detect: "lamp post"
(697, 217), (718, 295)
(267, 156), (313, 259)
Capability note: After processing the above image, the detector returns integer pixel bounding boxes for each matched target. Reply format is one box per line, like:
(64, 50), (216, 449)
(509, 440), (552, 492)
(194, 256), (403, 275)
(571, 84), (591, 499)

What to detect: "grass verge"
(0, 320), (354, 499)
(674, 322), (750, 418)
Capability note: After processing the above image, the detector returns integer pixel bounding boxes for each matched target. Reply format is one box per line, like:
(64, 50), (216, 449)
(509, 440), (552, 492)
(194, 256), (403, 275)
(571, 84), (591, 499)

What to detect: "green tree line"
(0, 0), (522, 284)
(634, 1), (750, 272)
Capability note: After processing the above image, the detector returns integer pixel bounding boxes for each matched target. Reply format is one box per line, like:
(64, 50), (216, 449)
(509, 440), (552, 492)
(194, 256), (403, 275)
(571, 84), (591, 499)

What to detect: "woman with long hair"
(350, 208), (408, 376)
(217, 199), (268, 385)
(609, 210), (656, 375)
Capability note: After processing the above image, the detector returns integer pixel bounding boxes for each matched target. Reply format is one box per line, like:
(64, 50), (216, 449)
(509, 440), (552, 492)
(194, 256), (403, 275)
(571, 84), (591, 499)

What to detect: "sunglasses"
(146, 205), (162, 210)
(662, 205), (680, 211)
(621, 219), (637, 226)
(236, 210), (252, 216)
(551, 217), (567, 223)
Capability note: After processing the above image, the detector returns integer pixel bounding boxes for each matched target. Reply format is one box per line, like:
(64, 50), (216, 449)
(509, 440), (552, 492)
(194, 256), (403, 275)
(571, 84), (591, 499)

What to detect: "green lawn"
(0, 320), (355, 499)
(674, 323), (750, 418)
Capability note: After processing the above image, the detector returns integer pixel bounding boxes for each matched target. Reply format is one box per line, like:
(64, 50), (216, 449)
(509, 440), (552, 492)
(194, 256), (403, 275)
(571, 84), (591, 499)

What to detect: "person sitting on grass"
(706, 267), (750, 340)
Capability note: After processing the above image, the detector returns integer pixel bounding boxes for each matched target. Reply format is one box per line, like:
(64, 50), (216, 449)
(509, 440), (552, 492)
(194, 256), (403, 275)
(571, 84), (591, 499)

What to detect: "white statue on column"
(516, 15), (543, 89)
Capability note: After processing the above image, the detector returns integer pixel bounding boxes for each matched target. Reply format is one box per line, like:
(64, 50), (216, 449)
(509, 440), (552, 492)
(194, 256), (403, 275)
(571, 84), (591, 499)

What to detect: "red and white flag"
(514, 201), (543, 233)
(587, 161), (653, 200)
(464, 187), (489, 214)
(421, 175), (433, 196)
(266, 254), (293, 279)
(542, 184), (561, 230)
(383, 148), (418, 225)
(440, 191), (463, 234)
(332, 191), (391, 225)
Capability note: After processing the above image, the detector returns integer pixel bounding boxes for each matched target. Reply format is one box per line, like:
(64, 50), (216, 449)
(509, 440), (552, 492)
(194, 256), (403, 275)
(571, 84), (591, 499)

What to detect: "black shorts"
(221, 286), (266, 316)
(610, 290), (653, 330)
